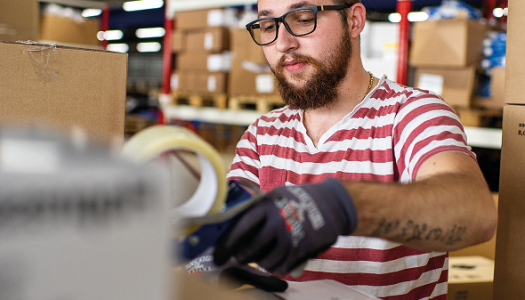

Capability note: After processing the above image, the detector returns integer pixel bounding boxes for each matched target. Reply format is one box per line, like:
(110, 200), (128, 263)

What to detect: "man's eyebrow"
(258, 1), (311, 17)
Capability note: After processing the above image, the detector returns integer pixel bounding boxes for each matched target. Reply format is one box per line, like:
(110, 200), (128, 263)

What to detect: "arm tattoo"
(371, 218), (467, 246)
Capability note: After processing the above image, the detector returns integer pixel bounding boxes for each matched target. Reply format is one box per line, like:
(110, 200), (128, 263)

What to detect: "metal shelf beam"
(168, 0), (256, 16)
(39, 0), (106, 9)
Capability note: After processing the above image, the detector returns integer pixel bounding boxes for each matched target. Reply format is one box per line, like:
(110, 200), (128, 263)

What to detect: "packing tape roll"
(121, 125), (227, 221)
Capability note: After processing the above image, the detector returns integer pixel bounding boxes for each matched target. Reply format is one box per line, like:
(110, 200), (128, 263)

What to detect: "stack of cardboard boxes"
(493, 0), (525, 298)
(171, 9), (232, 108)
(410, 19), (487, 109)
(171, 8), (282, 112)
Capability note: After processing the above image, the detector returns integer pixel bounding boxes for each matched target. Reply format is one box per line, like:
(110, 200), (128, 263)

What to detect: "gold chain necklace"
(364, 71), (374, 100)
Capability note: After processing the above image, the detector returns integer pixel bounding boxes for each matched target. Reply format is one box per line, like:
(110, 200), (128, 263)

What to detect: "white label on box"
(256, 75), (275, 93)
(207, 10), (224, 27)
(418, 73), (444, 95)
(242, 61), (272, 73)
(207, 75), (217, 92)
(204, 33), (213, 50)
(170, 74), (179, 90)
(207, 53), (232, 72)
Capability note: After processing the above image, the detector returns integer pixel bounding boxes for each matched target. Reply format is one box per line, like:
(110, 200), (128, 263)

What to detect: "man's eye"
(297, 17), (314, 25)
(261, 23), (276, 33)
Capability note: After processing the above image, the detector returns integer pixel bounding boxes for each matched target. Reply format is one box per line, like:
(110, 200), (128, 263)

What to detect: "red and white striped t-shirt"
(227, 76), (475, 299)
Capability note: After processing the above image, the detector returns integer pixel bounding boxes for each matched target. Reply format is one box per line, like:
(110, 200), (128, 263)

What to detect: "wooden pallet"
(456, 107), (503, 128)
(124, 115), (157, 137)
(229, 95), (284, 113)
(171, 91), (228, 109)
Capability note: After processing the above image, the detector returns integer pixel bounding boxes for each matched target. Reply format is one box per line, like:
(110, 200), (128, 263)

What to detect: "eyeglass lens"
(250, 9), (316, 45)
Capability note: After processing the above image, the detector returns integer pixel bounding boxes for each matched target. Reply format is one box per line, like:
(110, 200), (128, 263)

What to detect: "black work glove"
(213, 178), (358, 275)
(185, 248), (288, 292)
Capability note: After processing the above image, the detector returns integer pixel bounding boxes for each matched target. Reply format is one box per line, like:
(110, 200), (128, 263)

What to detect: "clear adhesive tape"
(121, 125), (227, 222)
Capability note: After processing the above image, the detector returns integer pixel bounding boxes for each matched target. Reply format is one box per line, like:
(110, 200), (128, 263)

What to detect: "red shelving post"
(396, 0), (412, 86)
(160, 2), (174, 125)
(100, 3), (110, 50)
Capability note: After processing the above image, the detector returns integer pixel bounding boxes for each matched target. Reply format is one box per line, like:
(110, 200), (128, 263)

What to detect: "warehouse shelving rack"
(160, 0), (503, 150)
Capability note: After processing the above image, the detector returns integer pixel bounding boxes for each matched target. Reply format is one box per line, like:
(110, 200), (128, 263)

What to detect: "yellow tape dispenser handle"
(121, 125), (227, 231)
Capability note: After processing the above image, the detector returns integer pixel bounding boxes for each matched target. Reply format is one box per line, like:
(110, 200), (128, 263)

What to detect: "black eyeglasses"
(245, 4), (352, 46)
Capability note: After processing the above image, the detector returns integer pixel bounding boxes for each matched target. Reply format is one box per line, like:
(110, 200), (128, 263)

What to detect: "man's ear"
(347, 3), (367, 38)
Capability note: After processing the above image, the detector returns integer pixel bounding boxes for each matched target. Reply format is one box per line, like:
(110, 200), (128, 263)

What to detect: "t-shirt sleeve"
(393, 92), (476, 182)
(226, 121), (262, 187)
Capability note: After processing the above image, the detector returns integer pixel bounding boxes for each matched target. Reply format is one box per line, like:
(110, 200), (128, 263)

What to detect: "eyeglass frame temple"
(245, 4), (352, 46)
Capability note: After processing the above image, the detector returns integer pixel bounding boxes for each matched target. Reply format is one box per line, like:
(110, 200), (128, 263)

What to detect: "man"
(213, 0), (498, 299)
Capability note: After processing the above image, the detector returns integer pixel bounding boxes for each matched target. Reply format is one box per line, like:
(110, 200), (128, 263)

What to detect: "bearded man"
(213, 1), (498, 299)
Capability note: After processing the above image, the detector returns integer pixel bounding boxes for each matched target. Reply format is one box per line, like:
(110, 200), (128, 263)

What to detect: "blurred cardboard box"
(415, 65), (477, 107)
(185, 27), (230, 53)
(229, 28), (278, 97)
(0, 41), (127, 145)
(176, 9), (229, 31)
(174, 71), (228, 94)
(177, 52), (232, 72)
(172, 30), (185, 53)
(473, 67), (505, 110)
(448, 256), (494, 300)
(411, 19), (486, 67)
(39, 15), (100, 47)
(0, 0), (39, 42)
(494, 104), (525, 299)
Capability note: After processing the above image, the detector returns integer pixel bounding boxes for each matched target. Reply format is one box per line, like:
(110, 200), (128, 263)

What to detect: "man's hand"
(213, 178), (358, 275)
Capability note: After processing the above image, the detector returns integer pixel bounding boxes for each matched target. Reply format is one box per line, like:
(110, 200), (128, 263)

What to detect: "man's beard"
(272, 29), (352, 110)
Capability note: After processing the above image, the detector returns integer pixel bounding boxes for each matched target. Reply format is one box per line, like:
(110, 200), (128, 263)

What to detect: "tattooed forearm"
(371, 218), (467, 246)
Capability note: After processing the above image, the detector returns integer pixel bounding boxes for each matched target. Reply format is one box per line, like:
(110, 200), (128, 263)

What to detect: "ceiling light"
(388, 12), (429, 23)
(136, 27), (166, 38)
(82, 8), (102, 18)
(107, 44), (129, 53)
(137, 42), (162, 53)
(493, 7), (504, 18)
(123, 0), (164, 12)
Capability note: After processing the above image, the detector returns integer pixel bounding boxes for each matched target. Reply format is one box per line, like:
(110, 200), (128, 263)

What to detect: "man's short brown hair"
(332, 0), (360, 25)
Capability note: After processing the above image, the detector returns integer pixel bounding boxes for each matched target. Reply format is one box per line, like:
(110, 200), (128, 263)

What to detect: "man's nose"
(274, 23), (298, 53)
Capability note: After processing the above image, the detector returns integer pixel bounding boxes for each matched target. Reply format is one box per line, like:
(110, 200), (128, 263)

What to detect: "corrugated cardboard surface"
(39, 15), (100, 47)
(410, 19), (486, 67)
(229, 28), (278, 96)
(504, 0), (525, 104)
(415, 65), (477, 108)
(185, 27), (230, 53)
(176, 9), (223, 31)
(172, 31), (185, 53)
(0, 0), (39, 42)
(493, 105), (525, 299)
(0, 42), (127, 145)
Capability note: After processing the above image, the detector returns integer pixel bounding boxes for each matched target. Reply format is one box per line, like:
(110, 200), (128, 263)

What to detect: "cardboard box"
(231, 28), (267, 65)
(473, 67), (505, 110)
(493, 104), (525, 299)
(0, 0), (39, 42)
(177, 52), (232, 72)
(174, 71), (228, 94)
(0, 41), (127, 145)
(415, 65), (477, 107)
(448, 256), (494, 300)
(503, 0), (525, 104)
(410, 19), (486, 67)
(172, 30), (185, 53)
(228, 28), (279, 97)
(39, 15), (100, 47)
(185, 27), (230, 53)
(176, 9), (228, 30)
